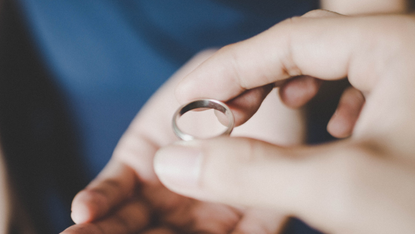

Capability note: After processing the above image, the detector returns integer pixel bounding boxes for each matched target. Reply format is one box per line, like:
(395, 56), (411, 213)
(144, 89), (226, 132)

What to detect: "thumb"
(155, 137), (339, 208)
(154, 137), (404, 233)
(154, 137), (339, 223)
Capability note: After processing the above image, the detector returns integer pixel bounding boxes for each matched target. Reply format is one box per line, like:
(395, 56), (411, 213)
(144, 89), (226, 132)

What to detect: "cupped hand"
(61, 48), (305, 233)
(155, 11), (415, 233)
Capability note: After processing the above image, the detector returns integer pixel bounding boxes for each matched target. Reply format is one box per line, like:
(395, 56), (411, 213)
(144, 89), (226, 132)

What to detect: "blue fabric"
(17, 0), (318, 232)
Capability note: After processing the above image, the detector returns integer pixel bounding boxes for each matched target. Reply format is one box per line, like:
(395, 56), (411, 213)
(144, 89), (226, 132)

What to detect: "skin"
(0, 1), (407, 233)
(63, 1), (408, 234)
(155, 11), (415, 234)
(320, 0), (407, 14)
(62, 50), (303, 234)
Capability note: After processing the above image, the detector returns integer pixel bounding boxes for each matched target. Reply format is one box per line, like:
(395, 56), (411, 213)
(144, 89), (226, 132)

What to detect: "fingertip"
(71, 190), (107, 223)
(327, 111), (353, 138)
(279, 76), (322, 108)
(71, 203), (93, 224)
(154, 142), (203, 189)
(226, 85), (273, 126)
(327, 87), (364, 138)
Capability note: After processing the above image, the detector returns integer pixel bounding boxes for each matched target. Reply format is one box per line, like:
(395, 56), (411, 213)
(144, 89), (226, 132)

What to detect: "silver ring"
(172, 99), (235, 141)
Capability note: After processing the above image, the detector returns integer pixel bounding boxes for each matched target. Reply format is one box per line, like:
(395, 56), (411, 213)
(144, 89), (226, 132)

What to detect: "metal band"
(172, 99), (235, 141)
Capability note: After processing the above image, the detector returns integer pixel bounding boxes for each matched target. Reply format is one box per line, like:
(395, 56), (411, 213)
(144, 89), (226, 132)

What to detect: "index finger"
(176, 12), (374, 104)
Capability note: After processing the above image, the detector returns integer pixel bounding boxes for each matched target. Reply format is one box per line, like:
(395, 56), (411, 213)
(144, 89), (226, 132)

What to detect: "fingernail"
(154, 143), (202, 188)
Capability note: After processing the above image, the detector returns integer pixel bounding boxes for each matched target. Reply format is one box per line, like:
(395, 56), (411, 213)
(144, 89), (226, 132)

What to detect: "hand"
(155, 11), (415, 233)
(61, 49), (305, 233)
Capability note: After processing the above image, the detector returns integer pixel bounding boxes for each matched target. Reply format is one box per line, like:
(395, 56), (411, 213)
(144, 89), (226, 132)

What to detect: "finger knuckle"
(219, 44), (249, 90)
(273, 19), (303, 78)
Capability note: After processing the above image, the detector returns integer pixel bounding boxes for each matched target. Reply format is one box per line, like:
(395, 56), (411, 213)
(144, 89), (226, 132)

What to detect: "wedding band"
(172, 99), (235, 141)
